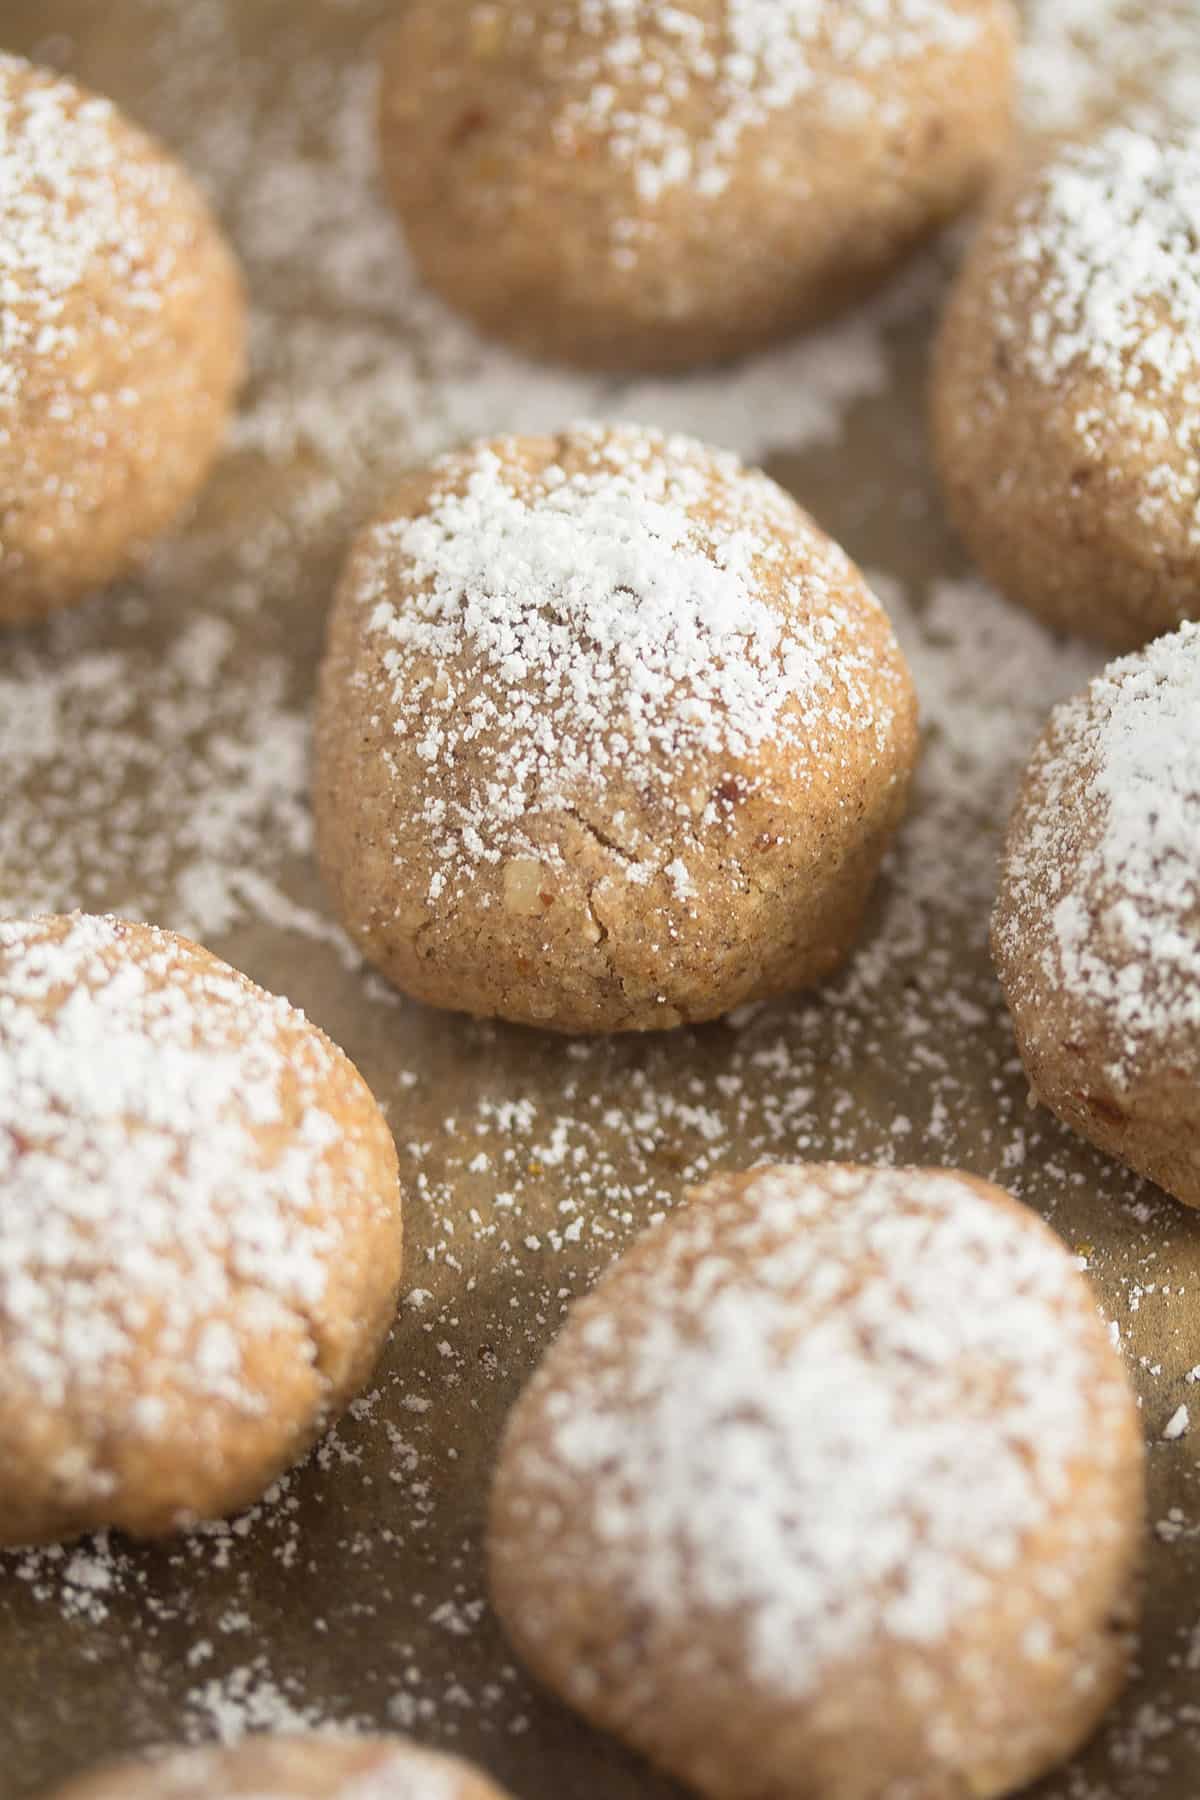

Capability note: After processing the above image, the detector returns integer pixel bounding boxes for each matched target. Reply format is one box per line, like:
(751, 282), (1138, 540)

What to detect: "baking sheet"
(4, 3), (1200, 1796)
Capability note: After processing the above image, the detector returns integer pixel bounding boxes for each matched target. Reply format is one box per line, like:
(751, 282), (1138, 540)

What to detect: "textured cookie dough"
(379, 0), (1016, 372)
(489, 1163), (1144, 1800)
(932, 126), (1200, 650)
(993, 623), (1200, 1208)
(315, 424), (919, 1034)
(45, 1734), (512, 1799)
(0, 54), (245, 625)
(0, 913), (403, 1546)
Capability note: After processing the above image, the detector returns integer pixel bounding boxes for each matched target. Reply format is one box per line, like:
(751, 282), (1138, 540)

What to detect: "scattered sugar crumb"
(1164, 1406), (1191, 1442)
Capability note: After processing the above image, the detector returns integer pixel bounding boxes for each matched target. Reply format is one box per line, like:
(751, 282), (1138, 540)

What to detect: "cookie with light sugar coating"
(994, 623), (1200, 1208)
(0, 54), (244, 624)
(379, 0), (1016, 372)
(314, 423), (918, 1034)
(489, 1162), (1144, 1800)
(932, 125), (1200, 650)
(43, 1734), (511, 1799)
(0, 913), (403, 1546)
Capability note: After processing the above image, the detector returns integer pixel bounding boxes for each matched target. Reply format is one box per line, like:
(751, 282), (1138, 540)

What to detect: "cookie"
(44, 1735), (510, 1799)
(0, 913), (403, 1545)
(993, 623), (1200, 1207)
(932, 125), (1200, 649)
(379, 0), (1016, 372)
(315, 424), (918, 1033)
(0, 54), (245, 624)
(489, 1163), (1143, 1800)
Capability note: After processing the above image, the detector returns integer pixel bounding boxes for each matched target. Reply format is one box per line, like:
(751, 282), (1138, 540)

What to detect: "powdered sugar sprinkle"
(0, 915), (361, 1434)
(1005, 623), (1200, 1073)
(553, 0), (984, 204)
(357, 423), (902, 901)
(0, 54), (163, 411)
(1008, 128), (1200, 400)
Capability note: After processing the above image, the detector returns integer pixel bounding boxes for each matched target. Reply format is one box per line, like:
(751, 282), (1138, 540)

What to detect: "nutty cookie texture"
(314, 423), (919, 1034)
(0, 54), (245, 624)
(44, 1735), (513, 1799)
(0, 914), (403, 1545)
(489, 1163), (1144, 1800)
(933, 125), (1200, 649)
(379, 0), (1016, 372)
(993, 623), (1200, 1208)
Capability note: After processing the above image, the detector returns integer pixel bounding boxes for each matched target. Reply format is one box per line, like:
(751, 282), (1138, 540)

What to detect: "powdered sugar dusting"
(0, 53), (159, 409)
(987, 126), (1200, 546)
(335, 1750), (458, 1800)
(1001, 623), (1200, 1074)
(550, 0), (982, 204)
(185, 1666), (328, 1747)
(356, 423), (903, 900)
(1019, 0), (1200, 137)
(0, 914), (357, 1428)
(340, 1760), (457, 1800)
(503, 1164), (1125, 1699)
(0, 601), (316, 941)
(1010, 130), (1200, 397)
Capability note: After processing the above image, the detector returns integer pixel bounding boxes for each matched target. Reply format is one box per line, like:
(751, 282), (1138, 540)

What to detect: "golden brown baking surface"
(0, 54), (245, 625)
(490, 1163), (1144, 1800)
(379, 0), (1015, 371)
(0, 914), (403, 1545)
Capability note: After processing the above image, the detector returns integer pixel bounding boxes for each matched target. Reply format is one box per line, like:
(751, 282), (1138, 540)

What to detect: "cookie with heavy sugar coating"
(489, 1162), (1143, 1799)
(0, 914), (403, 1544)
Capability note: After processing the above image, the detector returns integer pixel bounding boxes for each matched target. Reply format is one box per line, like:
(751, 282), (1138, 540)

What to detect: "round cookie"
(489, 1163), (1144, 1800)
(0, 913), (402, 1545)
(379, 0), (1016, 372)
(932, 125), (1200, 650)
(0, 54), (245, 625)
(314, 423), (919, 1034)
(44, 1735), (511, 1799)
(993, 623), (1200, 1207)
